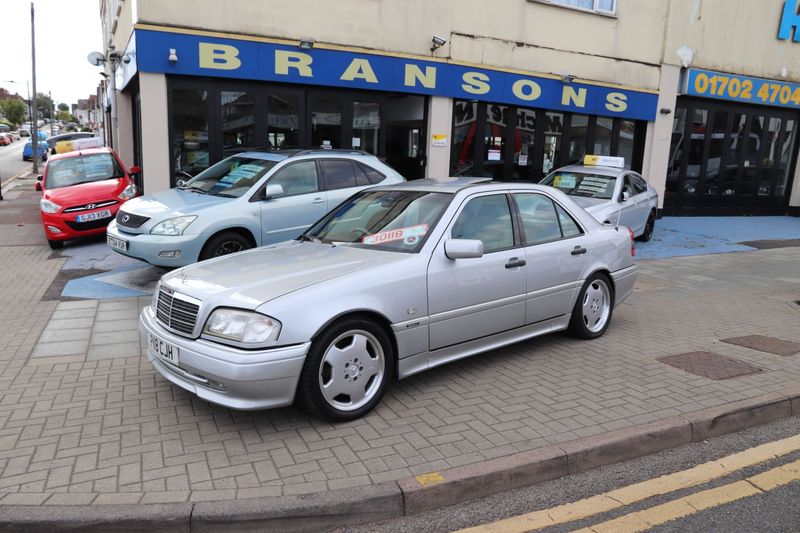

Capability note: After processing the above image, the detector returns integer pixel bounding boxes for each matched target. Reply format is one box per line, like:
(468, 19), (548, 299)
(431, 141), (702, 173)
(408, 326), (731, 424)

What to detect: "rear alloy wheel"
(199, 231), (252, 261)
(568, 273), (613, 339)
(637, 211), (655, 242)
(299, 318), (394, 421)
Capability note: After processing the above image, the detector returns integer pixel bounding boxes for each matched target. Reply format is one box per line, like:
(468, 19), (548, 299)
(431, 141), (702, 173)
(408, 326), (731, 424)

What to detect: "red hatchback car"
(36, 147), (140, 249)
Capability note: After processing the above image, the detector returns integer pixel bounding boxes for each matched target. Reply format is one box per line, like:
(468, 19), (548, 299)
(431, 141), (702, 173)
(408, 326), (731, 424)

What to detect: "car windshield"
(541, 171), (617, 200)
(45, 153), (125, 189)
(304, 190), (452, 253)
(180, 156), (278, 197)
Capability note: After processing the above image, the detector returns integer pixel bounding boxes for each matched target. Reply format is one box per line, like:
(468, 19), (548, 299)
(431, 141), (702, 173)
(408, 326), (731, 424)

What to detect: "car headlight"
(203, 308), (281, 344)
(151, 281), (160, 312)
(118, 182), (137, 200)
(150, 216), (197, 236)
(40, 198), (61, 214)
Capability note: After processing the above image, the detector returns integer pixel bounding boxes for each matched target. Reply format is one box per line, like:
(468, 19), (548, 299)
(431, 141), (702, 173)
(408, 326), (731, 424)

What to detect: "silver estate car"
(106, 150), (404, 267)
(541, 161), (659, 242)
(141, 178), (638, 421)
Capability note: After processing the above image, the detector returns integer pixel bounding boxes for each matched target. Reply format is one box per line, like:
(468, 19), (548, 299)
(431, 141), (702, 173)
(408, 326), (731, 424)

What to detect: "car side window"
(555, 204), (583, 238)
(351, 163), (372, 186)
(359, 164), (386, 184)
(513, 193), (563, 245)
(321, 159), (358, 190)
(630, 174), (647, 194)
(267, 161), (319, 197)
(451, 195), (515, 253)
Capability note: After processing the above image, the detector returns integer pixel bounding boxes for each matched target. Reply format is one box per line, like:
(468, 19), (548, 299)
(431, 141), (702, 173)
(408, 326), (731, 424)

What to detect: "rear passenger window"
(630, 174), (647, 194)
(513, 194), (562, 245)
(359, 164), (386, 184)
(321, 160), (358, 190)
(352, 163), (372, 186)
(555, 204), (583, 238)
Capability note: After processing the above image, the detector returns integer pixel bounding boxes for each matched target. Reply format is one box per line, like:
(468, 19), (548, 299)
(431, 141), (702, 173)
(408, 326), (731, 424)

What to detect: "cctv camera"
(432, 35), (447, 47)
(108, 51), (122, 61)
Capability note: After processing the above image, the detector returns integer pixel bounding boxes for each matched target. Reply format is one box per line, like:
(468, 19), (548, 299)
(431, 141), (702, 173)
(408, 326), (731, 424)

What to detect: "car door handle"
(312, 197), (325, 204)
(505, 258), (526, 269)
(571, 246), (587, 255)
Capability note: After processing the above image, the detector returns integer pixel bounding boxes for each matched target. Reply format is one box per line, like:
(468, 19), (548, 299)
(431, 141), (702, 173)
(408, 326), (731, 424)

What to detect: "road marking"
(574, 459), (800, 532)
(416, 472), (445, 486)
(456, 434), (800, 533)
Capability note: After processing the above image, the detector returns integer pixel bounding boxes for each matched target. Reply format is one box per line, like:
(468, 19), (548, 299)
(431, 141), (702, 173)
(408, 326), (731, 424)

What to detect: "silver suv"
(106, 150), (405, 267)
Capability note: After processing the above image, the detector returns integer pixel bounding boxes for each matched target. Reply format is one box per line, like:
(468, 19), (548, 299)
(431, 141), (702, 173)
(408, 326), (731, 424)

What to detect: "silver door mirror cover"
(621, 190), (631, 202)
(445, 239), (484, 260)
(264, 184), (284, 199)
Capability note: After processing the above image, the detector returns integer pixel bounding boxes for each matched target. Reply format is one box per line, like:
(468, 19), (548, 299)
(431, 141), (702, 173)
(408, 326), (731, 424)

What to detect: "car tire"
(198, 231), (252, 261)
(567, 272), (614, 340)
(637, 211), (656, 242)
(298, 317), (394, 422)
(48, 239), (64, 250)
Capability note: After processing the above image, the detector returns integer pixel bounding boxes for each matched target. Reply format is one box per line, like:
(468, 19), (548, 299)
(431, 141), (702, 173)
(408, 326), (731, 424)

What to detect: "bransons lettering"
(197, 42), (629, 113)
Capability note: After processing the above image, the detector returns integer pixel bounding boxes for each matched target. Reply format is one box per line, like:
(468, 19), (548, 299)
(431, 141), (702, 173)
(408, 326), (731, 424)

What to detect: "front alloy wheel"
(299, 318), (394, 421)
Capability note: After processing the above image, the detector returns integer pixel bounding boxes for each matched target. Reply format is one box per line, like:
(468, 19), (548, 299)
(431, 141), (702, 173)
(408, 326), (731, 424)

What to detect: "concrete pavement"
(0, 174), (799, 530)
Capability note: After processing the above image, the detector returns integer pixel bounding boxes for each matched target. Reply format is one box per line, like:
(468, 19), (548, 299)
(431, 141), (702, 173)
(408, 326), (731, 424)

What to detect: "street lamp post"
(30, 1), (39, 174)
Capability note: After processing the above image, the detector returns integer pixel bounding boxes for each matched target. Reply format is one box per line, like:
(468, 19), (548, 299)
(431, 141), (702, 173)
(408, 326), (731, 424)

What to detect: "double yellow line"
(458, 434), (800, 533)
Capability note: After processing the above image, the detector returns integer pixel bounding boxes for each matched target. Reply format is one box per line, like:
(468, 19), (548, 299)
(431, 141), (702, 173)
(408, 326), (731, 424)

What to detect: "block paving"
(0, 217), (799, 504)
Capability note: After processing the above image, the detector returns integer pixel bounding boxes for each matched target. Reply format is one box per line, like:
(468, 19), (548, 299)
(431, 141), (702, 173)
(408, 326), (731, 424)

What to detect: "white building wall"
(138, 73), (170, 193)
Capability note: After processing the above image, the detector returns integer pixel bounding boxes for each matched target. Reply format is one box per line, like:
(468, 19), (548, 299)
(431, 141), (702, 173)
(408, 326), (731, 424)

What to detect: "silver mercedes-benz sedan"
(540, 159), (659, 242)
(141, 178), (637, 421)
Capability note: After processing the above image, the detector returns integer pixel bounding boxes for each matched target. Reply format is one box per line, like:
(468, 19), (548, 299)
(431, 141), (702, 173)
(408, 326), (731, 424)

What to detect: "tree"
(0, 98), (27, 126)
(57, 102), (69, 112)
(56, 110), (71, 122)
(35, 92), (53, 119)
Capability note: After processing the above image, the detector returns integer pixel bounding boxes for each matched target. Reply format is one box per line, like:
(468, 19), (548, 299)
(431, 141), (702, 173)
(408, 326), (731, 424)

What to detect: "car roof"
(552, 164), (629, 177)
(231, 149), (385, 162)
(47, 146), (116, 162)
(370, 177), (574, 195)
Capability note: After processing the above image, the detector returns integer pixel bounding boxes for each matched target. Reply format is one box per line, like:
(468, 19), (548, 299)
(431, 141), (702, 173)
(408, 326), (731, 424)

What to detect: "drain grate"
(720, 335), (800, 357)
(657, 351), (762, 380)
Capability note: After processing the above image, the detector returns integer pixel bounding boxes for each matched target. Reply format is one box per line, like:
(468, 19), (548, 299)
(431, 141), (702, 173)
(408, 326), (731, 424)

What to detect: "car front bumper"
(41, 204), (122, 241)
(140, 305), (309, 410)
(107, 221), (204, 267)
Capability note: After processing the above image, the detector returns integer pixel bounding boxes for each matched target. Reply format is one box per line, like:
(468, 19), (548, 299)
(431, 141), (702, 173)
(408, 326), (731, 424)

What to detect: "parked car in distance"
(142, 178), (638, 420)
(22, 141), (49, 161)
(47, 132), (101, 153)
(107, 149), (405, 267)
(19, 128), (31, 137)
(0, 133), (12, 146)
(36, 146), (140, 249)
(540, 156), (659, 242)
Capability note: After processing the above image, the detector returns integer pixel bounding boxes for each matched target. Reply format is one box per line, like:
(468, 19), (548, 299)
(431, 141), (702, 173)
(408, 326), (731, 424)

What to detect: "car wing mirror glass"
(445, 239), (484, 260)
(264, 183), (284, 200)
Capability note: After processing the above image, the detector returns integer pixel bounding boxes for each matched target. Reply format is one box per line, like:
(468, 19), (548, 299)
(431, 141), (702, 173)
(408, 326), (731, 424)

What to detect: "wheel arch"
(311, 309), (399, 378)
(198, 226), (257, 259)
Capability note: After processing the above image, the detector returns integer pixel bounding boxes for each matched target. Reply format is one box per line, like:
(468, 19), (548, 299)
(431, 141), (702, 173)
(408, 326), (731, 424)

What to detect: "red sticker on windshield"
(362, 224), (428, 245)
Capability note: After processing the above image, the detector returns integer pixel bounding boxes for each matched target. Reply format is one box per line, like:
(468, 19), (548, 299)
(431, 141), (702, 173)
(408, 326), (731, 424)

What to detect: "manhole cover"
(720, 335), (800, 357)
(657, 351), (762, 380)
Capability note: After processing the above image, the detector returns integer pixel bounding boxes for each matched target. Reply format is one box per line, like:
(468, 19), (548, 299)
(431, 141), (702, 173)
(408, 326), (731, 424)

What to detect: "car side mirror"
(620, 191), (631, 202)
(35, 182), (42, 191)
(129, 165), (142, 175)
(445, 239), (484, 260)
(264, 183), (284, 200)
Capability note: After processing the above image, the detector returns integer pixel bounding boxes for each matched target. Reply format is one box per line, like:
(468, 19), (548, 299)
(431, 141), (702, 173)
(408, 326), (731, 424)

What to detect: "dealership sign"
(778, 0), (800, 41)
(684, 68), (800, 110)
(134, 27), (658, 121)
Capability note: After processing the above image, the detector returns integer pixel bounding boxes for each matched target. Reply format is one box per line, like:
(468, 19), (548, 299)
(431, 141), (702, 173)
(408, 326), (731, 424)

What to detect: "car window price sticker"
(685, 68), (800, 109)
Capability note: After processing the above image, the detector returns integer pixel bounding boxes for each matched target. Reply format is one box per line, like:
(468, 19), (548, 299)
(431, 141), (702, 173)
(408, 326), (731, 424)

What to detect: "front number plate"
(107, 234), (128, 251)
(76, 209), (112, 223)
(149, 333), (180, 366)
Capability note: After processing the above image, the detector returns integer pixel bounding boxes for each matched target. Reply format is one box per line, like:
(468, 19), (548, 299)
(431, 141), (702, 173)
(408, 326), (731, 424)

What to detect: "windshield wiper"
(180, 187), (207, 194)
(297, 233), (319, 243)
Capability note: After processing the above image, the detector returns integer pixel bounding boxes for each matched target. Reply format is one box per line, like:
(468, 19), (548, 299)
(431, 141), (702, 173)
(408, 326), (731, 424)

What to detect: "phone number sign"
(685, 68), (800, 109)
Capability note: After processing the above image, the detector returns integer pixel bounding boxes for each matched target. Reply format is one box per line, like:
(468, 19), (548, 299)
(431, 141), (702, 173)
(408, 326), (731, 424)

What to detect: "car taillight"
(628, 227), (635, 257)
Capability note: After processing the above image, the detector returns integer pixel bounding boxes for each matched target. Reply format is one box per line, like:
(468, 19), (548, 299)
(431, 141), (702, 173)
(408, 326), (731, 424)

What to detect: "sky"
(0, 0), (104, 107)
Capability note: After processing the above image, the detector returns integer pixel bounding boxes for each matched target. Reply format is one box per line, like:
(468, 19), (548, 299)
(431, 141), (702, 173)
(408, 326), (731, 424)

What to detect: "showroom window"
(532, 0), (616, 15)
